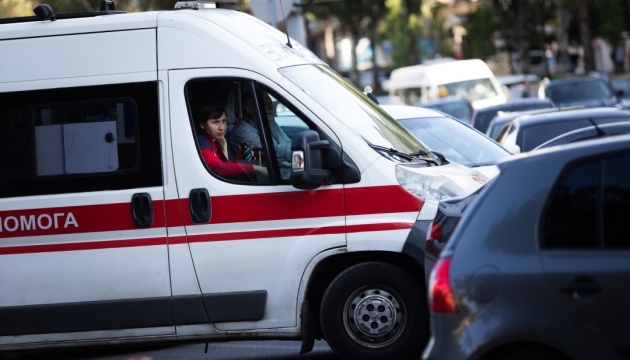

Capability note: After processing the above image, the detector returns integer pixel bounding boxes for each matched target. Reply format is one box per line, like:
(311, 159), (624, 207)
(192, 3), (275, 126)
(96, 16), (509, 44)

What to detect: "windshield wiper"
(408, 150), (440, 166)
(370, 145), (414, 161)
(429, 150), (450, 165)
(370, 145), (441, 165)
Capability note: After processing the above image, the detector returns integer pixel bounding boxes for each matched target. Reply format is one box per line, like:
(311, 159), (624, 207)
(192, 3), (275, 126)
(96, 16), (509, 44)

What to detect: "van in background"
(387, 59), (506, 109)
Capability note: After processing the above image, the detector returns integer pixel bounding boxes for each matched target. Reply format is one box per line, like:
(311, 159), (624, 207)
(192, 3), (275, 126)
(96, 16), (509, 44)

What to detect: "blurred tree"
(0, 0), (35, 17)
(308, 0), (389, 88)
(382, 0), (421, 69)
(462, 1), (496, 60)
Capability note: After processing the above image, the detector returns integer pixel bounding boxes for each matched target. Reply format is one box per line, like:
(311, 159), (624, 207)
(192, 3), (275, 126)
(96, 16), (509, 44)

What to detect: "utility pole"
(576, 0), (593, 72)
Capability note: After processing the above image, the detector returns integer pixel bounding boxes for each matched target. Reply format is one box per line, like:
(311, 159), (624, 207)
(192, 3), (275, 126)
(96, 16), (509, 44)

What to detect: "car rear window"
(522, 119), (592, 151)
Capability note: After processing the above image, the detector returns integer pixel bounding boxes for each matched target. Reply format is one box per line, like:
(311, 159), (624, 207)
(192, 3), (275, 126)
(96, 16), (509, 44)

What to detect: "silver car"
(424, 134), (630, 360)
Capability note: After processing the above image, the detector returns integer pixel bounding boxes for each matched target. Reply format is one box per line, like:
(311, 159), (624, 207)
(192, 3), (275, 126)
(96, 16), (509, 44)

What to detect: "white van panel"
(156, 10), (322, 72)
(0, 29), (156, 84)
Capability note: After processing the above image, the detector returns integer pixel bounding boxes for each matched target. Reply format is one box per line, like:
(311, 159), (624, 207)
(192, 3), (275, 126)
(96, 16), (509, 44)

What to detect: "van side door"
(0, 80), (174, 342)
(168, 69), (347, 332)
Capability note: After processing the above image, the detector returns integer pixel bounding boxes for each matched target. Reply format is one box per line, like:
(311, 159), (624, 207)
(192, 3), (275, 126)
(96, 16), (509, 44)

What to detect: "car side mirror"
(290, 130), (332, 190)
(504, 143), (521, 154)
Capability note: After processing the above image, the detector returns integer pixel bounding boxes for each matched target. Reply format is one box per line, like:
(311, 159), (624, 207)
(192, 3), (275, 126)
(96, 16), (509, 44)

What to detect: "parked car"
(497, 106), (630, 152)
(428, 119), (630, 275)
(485, 107), (566, 141)
(496, 73), (542, 99)
(538, 75), (622, 108)
(424, 133), (630, 360)
(382, 105), (513, 178)
(535, 121), (630, 149)
(417, 96), (473, 123)
(609, 73), (630, 99)
(470, 97), (556, 133)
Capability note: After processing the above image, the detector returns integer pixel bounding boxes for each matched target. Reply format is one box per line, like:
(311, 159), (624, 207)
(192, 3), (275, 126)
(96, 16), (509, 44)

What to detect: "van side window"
(186, 79), (311, 184)
(31, 99), (134, 176)
(0, 82), (161, 198)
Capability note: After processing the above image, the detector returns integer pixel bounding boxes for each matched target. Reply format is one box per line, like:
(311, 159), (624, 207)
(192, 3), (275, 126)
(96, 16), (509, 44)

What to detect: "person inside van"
(196, 101), (267, 179)
(229, 90), (292, 178)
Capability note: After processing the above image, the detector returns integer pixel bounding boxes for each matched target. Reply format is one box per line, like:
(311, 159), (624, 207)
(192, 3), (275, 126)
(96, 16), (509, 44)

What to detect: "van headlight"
(396, 165), (467, 202)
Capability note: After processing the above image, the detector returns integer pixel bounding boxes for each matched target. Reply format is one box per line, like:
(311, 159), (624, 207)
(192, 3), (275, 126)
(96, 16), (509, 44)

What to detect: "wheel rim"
(342, 287), (406, 348)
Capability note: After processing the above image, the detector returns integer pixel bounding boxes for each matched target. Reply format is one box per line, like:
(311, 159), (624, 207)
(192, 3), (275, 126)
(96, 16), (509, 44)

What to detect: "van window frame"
(0, 81), (162, 198)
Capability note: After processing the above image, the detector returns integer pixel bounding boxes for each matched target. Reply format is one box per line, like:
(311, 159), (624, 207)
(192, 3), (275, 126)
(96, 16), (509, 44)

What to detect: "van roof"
(0, 5), (323, 84)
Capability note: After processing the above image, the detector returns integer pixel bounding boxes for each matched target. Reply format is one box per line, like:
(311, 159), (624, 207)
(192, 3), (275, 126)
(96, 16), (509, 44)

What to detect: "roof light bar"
(174, 0), (237, 10)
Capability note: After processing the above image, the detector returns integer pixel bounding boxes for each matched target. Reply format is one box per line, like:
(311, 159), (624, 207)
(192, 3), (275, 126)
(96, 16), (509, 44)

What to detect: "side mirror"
(290, 130), (332, 190)
(503, 143), (521, 154)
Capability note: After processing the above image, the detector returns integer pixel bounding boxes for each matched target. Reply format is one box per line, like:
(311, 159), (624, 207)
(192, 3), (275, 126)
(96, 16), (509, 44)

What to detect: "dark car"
(536, 121), (630, 149)
(497, 106), (630, 152)
(485, 107), (567, 141)
(609, 73), (630, 99)
(539, 75), (622, 108)
(470, 97), (556, 133)
(416, 96), (474, 124)
(423, 134), (630, 360)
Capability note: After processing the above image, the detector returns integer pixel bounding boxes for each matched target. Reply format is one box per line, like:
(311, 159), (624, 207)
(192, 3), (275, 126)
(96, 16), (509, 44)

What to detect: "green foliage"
(0, 0), (35, 17)
(463, 1), (497, 60)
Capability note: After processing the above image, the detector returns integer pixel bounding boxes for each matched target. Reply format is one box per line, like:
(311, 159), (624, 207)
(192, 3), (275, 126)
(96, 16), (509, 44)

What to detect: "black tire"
(319, 262), (429, 360)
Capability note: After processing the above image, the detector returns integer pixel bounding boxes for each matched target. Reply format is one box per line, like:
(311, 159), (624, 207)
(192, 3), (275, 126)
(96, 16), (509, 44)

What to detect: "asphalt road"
(4, 340), (340, 360)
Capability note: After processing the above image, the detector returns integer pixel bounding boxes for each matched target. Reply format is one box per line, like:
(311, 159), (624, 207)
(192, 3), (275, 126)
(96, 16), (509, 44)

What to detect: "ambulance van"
(388, 59), (507, 109)
(0, 2), (490, 359)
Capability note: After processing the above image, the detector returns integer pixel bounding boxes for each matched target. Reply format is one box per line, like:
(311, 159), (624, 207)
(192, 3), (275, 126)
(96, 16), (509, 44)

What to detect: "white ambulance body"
(0, 2), (490, 359)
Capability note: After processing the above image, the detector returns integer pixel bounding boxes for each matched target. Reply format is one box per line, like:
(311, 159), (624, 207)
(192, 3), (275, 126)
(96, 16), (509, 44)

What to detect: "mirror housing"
(291, 130), (332, 190)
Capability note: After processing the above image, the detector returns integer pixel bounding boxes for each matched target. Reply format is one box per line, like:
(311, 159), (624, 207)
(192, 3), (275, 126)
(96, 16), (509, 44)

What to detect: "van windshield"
(280, 65), (426, 155)
(441, 78), (500, 101)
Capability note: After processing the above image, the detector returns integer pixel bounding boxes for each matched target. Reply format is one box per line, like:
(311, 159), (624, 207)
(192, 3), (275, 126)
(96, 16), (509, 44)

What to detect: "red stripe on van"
(0, 185), (420, 239)
(0, 236), (168, 255)
(178, 185), (421, 225)
(0, 202), (167, 239)
(186, 221), (413, 243)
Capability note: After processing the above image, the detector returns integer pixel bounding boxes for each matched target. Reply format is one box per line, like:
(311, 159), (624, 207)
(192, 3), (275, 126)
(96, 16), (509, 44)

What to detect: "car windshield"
(281, 64), (426, 155)
(398, 116), (511, 167)
(547, 80), (614, 103)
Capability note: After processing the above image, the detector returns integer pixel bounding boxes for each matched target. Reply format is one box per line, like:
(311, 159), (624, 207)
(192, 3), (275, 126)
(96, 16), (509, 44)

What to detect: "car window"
(602, 154), (630, 248)
(521, 119), (592, 151)
(542, 152), (630, 249)
(542, 160), (598, 248)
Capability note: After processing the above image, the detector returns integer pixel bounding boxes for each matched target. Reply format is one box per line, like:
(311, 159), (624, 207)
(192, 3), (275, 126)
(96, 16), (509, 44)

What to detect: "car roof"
(545, 75), (609, 86)
(474, 98), (555, 114)
(501, 133), (630, 170)
(510, 107), (630, 126)
(380, 104), (449, 119)
(536, 121), (630, 149)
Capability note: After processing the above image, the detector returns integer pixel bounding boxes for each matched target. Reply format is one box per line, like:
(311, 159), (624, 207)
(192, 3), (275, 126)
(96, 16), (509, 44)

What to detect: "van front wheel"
(319, 262), (428, 360)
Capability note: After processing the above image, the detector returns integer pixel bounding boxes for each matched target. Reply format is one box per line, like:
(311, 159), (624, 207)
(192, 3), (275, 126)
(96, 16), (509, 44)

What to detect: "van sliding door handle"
(131, 193), (154, 228)
(189, 188), (211, 224)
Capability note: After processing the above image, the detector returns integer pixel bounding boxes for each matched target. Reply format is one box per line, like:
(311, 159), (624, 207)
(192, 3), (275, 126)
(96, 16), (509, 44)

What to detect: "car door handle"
(131, 192), (154, 228)
(189, 188), (211, 224)
(561, 275), (601, 299)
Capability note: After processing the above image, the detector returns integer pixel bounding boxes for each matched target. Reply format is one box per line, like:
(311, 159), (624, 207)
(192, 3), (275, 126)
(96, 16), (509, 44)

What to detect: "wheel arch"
(303, 250), (426, 341)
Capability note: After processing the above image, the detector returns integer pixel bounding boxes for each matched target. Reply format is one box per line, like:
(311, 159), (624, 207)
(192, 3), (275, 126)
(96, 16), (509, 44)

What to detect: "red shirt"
(199, 133), (254, 178)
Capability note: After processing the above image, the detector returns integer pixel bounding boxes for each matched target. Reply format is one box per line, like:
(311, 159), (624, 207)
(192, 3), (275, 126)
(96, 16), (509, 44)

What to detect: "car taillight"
(429, 257), (458, 313)
(426, 221), (443, 258)
(428, 221), (442, 241)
